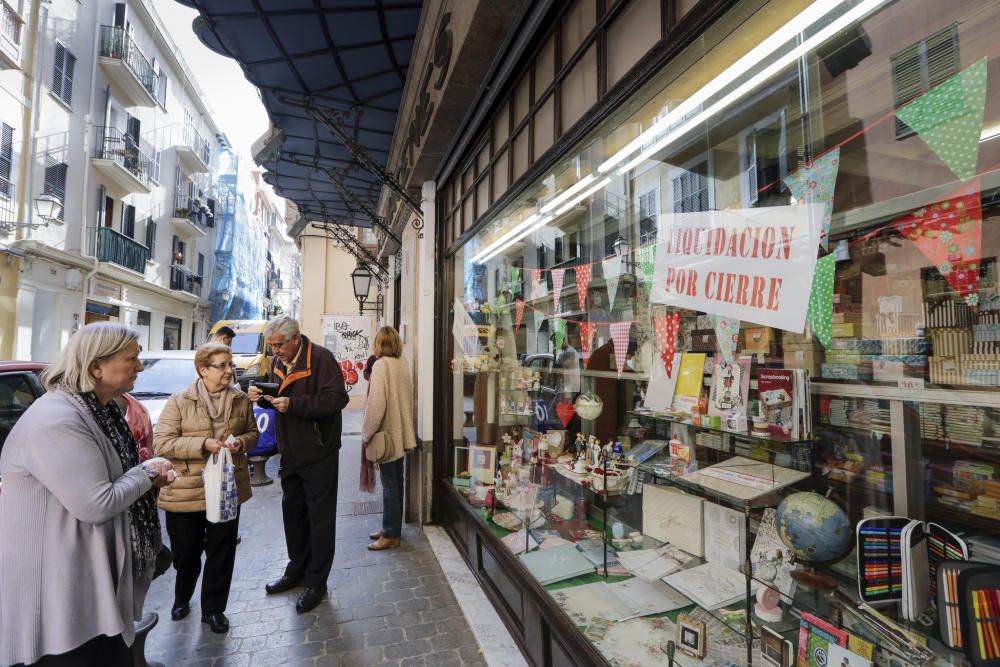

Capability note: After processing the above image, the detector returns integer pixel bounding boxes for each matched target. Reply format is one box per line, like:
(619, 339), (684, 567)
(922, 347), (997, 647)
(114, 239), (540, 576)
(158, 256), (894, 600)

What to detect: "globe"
(774, 492), (852, 563)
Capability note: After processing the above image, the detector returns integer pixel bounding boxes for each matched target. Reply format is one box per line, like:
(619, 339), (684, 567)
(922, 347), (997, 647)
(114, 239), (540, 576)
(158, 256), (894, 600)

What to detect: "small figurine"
(532, 372), (541, 391)
(575, 433), (586, 458)
(494, 468), (503, 490)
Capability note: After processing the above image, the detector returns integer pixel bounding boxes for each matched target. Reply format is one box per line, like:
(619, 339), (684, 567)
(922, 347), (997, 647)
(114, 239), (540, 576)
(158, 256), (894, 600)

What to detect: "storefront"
(433, 0), (1000, 665)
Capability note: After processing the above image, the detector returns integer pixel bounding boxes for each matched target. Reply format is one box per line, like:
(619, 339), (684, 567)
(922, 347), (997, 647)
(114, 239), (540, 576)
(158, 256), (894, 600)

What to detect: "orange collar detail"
(274, 340), (313, 393)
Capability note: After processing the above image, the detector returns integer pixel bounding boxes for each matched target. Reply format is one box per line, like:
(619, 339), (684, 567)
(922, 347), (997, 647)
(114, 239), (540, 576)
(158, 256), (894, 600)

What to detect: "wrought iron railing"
(93, 126), (152, 188)
(182, 124), (210, 166)
(98, 25), (157, 99)
(93, 226), (148, 273)
(0, 178), (15, 232)
(172, 190), (212, 228)
(2, 1), (22, 49)
(170, 264), (202, 296)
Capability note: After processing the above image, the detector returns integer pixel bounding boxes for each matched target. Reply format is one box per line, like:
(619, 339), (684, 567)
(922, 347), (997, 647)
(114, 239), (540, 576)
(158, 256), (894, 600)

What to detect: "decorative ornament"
(610, 321), (632, 377)
(552, 317), (566, 352)
(555, 402), (576, 428)
(551, 269), (565, 311)
(890, 180), (982, 307)
(783, 147), (841, 250)
(575, 264), (592, 310)
(806, 254), (836, 348)
(653, 313), (681, 377)
(580, 322), (597, 365)
(574, 393), (603, 421)
(712, 315), (740, 365)
(602, 256), (622, 308)
(639, 244), (656, 290)
(895, 58), (988, 182)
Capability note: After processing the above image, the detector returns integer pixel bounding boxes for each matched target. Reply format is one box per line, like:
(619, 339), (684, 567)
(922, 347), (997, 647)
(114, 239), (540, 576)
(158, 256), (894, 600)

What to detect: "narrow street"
(143, 409), (488, 667)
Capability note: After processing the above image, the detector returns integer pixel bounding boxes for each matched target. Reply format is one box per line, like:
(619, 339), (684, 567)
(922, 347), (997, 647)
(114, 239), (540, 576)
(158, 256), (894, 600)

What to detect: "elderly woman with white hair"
(0, 322), (175, 667)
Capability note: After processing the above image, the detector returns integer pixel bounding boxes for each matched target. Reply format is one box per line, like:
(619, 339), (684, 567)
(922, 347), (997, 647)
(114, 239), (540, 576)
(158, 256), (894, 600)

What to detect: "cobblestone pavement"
(144, 408), (489, 667)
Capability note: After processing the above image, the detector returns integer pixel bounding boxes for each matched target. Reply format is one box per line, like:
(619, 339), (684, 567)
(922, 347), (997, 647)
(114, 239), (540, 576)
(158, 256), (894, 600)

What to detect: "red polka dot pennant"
(515, 298), (525, 330)
(575, 264), (592, 310)
(530, 269), (542, 301)
(610, 321), (632, 377)
(653, 313), (681, 378)
(580, 322), (597, 365)
(890, 179), (982, 307)
(551, 269), (565, 311)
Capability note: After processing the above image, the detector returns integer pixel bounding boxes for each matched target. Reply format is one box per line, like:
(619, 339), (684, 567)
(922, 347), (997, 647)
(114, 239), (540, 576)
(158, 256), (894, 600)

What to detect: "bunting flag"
(511, 266), (521, 294)
(807, 254), (837, 348)
(895, 58), (988, 182)
(551, 269), (566, 311)
(639, 244), (657, 289)
(603, 256), (622, 308)
(530, 269), (542, 301)
(555, 402), (576, 428)
(552, 317), (567, 353)
(575, 264), (592, 310)
(610, 321), (631, 377)
(783, 147), (841, 250)
(515, 298), (525, 330)
(890, 180), (983, 307)
(580, 322), (597, 365)
(712, 314), (740, 364)
(652, 313), (681, 377)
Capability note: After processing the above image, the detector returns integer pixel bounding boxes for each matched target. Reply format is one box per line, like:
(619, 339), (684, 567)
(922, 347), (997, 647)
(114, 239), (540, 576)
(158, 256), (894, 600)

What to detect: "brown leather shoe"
(369, 529), (383, 540)
(367, 537), (400, 550)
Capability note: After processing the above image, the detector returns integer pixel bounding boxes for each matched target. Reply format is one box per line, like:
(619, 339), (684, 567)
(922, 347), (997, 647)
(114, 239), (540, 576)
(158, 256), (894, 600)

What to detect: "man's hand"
(203, 438), (225, 454)
(247, 385), (262, 401)
(270, 397), (290, 413)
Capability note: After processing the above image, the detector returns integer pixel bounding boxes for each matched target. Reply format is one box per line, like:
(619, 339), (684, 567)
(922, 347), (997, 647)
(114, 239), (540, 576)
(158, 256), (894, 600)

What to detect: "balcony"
(91, 126), (152, 195)
(97, 25), (158, 108)
(171, 192), (208, 238)
(0, 0), (23, 70)
(170, 264), (203, 297)
(93, 226), (148, 275)
(0, 178), (15, 233)
(175, 124), (210, 173)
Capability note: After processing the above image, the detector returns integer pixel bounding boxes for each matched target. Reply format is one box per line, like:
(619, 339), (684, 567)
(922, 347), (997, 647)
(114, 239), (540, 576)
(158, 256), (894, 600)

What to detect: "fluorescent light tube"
(540, 174), (597, 213)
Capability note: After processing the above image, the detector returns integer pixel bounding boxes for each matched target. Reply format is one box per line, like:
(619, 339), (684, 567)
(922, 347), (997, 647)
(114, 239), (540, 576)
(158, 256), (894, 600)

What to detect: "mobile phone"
(252, 382), (280, 409)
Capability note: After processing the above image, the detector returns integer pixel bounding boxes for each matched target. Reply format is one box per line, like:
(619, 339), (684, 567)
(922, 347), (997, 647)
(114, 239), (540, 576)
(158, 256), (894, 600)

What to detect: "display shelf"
(920, 437), (1000, 460)
(925, 501), (1000, 533)
(811, 381), (1000, 407)
(628, 409), (815, 449)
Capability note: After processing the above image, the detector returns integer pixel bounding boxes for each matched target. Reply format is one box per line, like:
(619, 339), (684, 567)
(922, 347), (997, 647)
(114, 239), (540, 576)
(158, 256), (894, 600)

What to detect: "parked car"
(132, 350), (199, 425)
(0, 362), (47, 460)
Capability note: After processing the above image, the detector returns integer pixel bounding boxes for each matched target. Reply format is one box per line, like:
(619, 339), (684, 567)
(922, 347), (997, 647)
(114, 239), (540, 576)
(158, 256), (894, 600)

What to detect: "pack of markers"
(938, 562), (1000, 667)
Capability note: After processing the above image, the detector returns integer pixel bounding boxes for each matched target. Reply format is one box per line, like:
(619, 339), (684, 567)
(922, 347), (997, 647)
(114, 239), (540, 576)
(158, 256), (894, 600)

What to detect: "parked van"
(209, 320), (272, 388)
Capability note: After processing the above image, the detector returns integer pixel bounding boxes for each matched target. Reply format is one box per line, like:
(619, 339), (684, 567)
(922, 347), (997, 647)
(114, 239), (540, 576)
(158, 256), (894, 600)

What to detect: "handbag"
(203, 448), (239, 523)
(365, 430), (395, 464)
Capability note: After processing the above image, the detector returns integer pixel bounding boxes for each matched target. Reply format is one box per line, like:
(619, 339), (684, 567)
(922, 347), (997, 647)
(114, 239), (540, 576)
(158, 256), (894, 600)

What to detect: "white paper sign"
(644, 352), (682, 412)
(650, 204), (824, 333)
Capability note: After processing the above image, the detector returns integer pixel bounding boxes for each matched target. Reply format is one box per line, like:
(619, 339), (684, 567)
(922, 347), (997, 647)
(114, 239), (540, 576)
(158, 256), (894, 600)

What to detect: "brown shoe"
(369, 529), (383, 540)
(367, 537), (400, 551)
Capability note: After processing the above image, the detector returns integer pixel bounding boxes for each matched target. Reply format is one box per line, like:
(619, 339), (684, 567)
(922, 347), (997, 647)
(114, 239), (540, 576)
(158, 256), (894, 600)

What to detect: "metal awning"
(179, 0), (422, 243)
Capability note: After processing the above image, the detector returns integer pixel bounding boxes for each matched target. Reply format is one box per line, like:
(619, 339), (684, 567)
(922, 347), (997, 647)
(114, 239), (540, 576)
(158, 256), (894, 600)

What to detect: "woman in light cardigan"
(361, 326), (416, 550)
(0, 323), (174, 667)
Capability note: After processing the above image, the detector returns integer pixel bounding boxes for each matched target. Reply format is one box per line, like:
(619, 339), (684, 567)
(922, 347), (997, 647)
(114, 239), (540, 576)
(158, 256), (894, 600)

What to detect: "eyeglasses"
(207, 362), (237, 371)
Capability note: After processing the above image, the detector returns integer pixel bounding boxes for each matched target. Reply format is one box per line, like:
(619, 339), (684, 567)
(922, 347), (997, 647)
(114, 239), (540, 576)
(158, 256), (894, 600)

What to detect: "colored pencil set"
(939, 563), (1000, 667)
(972, 588), (1000, 662)
(859, 525), (903, 600)
(928, 527), (968, 598)
(938, 562), (965, 651)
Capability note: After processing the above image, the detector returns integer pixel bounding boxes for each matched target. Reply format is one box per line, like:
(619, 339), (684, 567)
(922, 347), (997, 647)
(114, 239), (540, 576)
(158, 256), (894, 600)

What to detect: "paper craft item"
(890, 180), (983, 307)
(797, 612), (849, 667)
(703, 503), (746, 573)
(514, 299), (525, 330)
(555, 401), (575, 428)
(674, 353), (706, 397)
(500, 529), (538, 555)
(602, 256), (623, 308)
(584, 616), (614, 642)
(519, 543), (595, 585)
(807, 253), (836, 348)
(610, 321), (632, 377)
(551, 268), (565, 310)
(551, 582), (639, 625)
(642, 484), (704, 557)
(653, 313), (681, 377)
(663, 562), (758, 610)
(895, 58), (987, 182)
(606, 579), (691, 619)
(530, 269), (542, 301)
(712, 315), (740, 365)
(827, 644), (873, 667)
(575, 264), (592, 310)
(617, 544), (693, 582)
(580, 322), (597, 365)
(639, 243), (656, 289)
(682, 456), (810, 501)
(751, 508), (797, 598)
(783, 147), (841, 250)
(644, 352), (681, 412)
(707, 357), (751, 419)
(757, 369), (797, 441)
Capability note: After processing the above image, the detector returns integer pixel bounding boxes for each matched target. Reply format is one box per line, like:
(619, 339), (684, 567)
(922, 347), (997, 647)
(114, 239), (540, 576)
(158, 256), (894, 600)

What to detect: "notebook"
(518, 543), (594, 585)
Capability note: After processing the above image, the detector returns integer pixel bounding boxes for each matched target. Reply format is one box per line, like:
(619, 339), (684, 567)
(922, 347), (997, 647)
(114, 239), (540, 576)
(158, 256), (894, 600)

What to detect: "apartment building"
(0, 0), (225, 361)
(251, 168), (300, 322)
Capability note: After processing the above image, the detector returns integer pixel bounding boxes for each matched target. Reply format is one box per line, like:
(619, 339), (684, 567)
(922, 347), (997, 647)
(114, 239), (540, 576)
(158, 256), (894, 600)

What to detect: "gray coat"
(0, 390), (155, 666)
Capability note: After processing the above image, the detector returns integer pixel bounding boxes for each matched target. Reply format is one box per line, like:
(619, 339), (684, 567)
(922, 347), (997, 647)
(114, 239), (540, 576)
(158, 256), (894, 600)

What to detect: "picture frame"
(469, 444), (498, 485)
(760, 625), (793, 667)
(452, 446), (471, 488)
(676, 613), (706, 659)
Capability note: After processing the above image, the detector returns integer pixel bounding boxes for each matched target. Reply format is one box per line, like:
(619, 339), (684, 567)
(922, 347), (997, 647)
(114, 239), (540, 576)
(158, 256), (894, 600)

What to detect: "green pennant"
(639, 244), (656, 289)
(807, 254), (836, 349)
(895, 58), (987, 181)
(510, 266), (521, 293)
(552, 317), (566, 352)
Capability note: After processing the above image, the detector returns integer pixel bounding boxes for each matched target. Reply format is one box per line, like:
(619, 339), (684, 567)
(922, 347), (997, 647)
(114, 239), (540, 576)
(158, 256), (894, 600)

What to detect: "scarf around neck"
(196, 379), (233, 440)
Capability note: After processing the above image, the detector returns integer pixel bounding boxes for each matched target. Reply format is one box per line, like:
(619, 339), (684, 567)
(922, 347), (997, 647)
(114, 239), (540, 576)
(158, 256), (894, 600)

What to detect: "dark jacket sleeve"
(288, 346), (349, 418)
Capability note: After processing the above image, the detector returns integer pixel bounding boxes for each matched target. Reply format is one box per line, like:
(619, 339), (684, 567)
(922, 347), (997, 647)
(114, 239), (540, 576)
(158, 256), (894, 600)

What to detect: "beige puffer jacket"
(153, 380), (258, 512)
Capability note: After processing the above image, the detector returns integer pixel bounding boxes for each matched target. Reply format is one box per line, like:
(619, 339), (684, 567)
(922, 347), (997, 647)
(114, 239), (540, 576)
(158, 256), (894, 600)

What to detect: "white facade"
(1, 0), (226, 361)
(252, 169), (300, 322)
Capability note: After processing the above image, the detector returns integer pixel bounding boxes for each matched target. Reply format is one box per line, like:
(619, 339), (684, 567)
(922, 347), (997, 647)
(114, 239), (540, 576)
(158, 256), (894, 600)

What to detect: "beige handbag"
(365, 430), (395, 464)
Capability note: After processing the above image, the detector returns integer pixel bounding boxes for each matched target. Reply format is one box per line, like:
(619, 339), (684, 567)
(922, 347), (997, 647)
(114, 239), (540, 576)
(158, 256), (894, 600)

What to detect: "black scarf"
(75, 391), (161, 579)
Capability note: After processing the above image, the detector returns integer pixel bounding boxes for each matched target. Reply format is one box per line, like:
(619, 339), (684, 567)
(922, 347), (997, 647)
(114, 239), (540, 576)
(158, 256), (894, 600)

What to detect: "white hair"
(264, 315), (300, 341)
(41, 322), (140, 393)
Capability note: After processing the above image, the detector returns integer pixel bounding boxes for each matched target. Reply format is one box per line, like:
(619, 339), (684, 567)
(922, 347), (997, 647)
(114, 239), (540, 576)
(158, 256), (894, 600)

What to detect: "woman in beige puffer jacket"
(153, 343), (258, 634)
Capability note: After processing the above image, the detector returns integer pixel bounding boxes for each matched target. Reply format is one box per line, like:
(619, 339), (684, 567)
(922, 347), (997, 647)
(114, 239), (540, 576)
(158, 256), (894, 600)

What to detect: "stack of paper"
(662, 562), (757, 610)
(519, 543), (594, 584)
(681, 456), (809, 501)
(616, 544), (692, 582)
(551, 578), (691, 626)
(500, 529), (538, 555)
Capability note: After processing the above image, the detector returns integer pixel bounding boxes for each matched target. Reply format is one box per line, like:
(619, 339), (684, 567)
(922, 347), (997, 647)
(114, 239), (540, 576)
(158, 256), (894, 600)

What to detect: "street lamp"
(8, 193), (64, 231)
(351, 264), (373, 316)
(613, 236), (637, 273)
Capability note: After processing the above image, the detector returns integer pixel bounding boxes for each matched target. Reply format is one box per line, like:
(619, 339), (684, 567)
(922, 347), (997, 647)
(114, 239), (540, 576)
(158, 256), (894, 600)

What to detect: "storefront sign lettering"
(650, 205), (824, 333)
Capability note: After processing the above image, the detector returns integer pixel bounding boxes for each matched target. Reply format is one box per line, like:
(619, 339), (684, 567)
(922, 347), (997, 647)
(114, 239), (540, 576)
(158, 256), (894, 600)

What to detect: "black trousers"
(19, 633), (131, 667)
(165, 509), (240, 615)
(280, 453), (340, 587)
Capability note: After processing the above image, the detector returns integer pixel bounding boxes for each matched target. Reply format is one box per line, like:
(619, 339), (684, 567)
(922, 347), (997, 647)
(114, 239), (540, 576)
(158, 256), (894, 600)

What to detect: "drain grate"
(353, 500), (383, 516)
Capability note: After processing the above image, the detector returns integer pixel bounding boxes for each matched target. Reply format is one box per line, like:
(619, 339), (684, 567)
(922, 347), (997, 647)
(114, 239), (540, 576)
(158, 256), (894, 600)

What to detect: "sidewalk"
(144, 408), (490, 667)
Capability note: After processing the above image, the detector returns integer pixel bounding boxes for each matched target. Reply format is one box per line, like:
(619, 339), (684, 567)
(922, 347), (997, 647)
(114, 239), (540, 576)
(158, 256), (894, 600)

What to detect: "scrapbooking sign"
(650, 204), (823, 332)
(321, 314), (373, 395)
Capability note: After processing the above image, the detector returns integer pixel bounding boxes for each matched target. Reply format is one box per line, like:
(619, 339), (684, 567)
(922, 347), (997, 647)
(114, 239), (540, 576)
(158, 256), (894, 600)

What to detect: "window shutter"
(892, 24), (959, 139)
(197, 252), (205, 276)
(145, 219), (156, 257)
(0, 123), (12, 197)
(62, 51), (76, 105)
(926, 25), (960, 86)
(52, 43), (65, 100)
(43, 157), (67, 220)
(122, 204), (135, 238)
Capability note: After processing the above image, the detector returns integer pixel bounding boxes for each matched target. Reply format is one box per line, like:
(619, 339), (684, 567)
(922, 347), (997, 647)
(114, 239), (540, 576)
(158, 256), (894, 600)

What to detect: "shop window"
(0, 123), (12, 198)
(891, 24), (959, 139)
(51, 42), (75, 107)
(492, 150), (509, 201)
(561, 0), (596, 65)
(636, 188), (658, 246)
(535, 35), (556, 95)
(534, 95), (555, 160)
(607, 0), (660, 86)
(43, 157), (67, 221)
(671, 160), (710, 214)
(560, 44), (598, 133)
(163, 316), (182, 351)
(136, 310), (150, 326)
(739, 110), (787, 207)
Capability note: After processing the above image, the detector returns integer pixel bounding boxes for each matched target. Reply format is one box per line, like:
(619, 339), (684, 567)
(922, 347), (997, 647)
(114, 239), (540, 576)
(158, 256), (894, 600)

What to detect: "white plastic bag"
(203, 448), (238, 523)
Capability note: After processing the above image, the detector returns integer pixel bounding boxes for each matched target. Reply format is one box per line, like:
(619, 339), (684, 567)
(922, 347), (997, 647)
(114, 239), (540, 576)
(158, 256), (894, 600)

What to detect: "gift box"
(872, 356), (927, 382)
(832, 293), (852, 304)
(828, 338), (883, 353)
(833, 312), (863, 324)
(689, 329), (717, 352)
(929, 356), (962, 385)
(960, 354), (1000, 386)
(742, 327), (774, 354)
(822, 363), (874, 381)
(973, 323), (1000, 342)
(784, 347), (821, 375)
(924, 299), (974, 328)
(880, 338), (930, 355)
(831, 323), (860, 338)
(928, 328), (972, 356)
(833, 302), (863, 314)
(823, 351), (877, 365)
(782, 323), (815, 346)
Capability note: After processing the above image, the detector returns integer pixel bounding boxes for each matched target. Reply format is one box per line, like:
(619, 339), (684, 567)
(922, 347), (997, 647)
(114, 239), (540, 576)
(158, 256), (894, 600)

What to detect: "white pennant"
(602, 256), (622, 309)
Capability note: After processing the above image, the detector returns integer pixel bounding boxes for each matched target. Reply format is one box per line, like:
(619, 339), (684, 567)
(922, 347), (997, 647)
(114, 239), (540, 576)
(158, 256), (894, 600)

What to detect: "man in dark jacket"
(248, 316), (348, 613)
